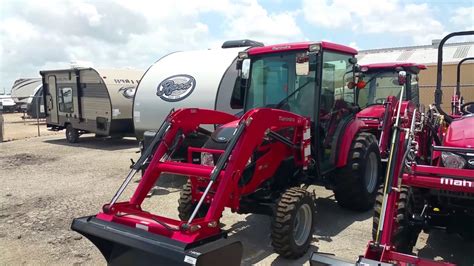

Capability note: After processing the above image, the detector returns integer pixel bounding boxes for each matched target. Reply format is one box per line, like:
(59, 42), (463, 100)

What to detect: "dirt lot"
(1, 134), (473, 265)
(1, 113), (60, 141)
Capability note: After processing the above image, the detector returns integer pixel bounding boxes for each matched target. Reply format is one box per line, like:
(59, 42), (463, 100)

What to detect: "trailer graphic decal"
(118, 85), (136, 99)
(156, 74), (196, 102)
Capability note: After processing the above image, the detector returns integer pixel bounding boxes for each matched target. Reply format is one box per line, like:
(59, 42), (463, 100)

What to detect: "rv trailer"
(40, 67), (144, 143)
(133, 40), (263, 139)
(11, 78), (42, 112)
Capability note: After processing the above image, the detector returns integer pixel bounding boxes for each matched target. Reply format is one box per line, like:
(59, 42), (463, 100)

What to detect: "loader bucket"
(72, 216), (243, 266)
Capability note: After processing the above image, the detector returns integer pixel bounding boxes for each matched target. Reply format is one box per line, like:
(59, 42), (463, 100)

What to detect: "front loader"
(72, 41), (386, 264)
(311, 30), (474, 266)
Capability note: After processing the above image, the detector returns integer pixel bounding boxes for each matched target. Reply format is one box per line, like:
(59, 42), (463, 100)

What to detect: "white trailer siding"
(134, 47), (245, 138)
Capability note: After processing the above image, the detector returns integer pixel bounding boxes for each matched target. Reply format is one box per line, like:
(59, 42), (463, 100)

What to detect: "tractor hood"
(356, 104), (386, 120)
(210, 120), (239, 143)
(444, 115), (474, 148)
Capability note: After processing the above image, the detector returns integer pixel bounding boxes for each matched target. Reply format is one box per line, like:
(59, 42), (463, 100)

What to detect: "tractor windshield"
(245, 51), (317, 118)
(357, 71), (406, 107)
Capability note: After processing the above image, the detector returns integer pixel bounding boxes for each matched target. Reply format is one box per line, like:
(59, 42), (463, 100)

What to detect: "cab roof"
(248, 41), (358, 56)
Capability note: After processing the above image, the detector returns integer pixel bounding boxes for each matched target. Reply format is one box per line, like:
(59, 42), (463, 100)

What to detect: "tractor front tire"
(372, 185), (421, 254)
(177, 181), (208, 221)
(334, 132), (381, 211)
(65, 124), (79, 143)
(271, 187), (316, 258)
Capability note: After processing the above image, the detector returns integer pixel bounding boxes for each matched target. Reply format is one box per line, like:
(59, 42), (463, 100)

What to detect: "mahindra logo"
(440, 177), (472, 188)
(156, 74), (196, 102)
(278, 116), (295, 122)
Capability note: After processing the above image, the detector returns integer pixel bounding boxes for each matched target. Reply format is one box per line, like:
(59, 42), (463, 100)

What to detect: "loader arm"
(72, 107), (311, 266)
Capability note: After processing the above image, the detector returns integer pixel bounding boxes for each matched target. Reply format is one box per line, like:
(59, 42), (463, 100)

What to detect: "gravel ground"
(1, 113), (60, 141)
(1, 134), (473, 265)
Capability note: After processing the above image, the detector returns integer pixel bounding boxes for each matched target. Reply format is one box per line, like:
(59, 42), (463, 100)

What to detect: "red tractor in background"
(353, 62), (426, 160)
(311, 30), (474, 266)
(71, 41), (390, 265)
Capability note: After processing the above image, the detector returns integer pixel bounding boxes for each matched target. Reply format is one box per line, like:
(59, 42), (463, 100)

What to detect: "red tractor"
(72, 41), (387, 265)
(311, 30), (474, 266)
(354, 62), (426, 160)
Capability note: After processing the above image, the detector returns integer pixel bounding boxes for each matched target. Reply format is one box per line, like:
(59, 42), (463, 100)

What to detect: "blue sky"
(1, 0), (473, 92)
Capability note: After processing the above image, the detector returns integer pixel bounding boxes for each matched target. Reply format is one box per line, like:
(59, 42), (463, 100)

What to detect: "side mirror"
(398, 71), (407, 85)
(349, 57), (358, 65)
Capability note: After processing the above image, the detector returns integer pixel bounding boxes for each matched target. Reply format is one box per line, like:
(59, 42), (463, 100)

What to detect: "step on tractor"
(311, 30), (474, 266)
(71, 41), (389, 265)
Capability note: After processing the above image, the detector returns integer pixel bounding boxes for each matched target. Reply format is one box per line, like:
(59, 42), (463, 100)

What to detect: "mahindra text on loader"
(311, 30), (474, 266)
(71, 41), (389, 265)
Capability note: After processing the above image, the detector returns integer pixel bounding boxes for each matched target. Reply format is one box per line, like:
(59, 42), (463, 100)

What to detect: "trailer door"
(47, 76), (59, 124)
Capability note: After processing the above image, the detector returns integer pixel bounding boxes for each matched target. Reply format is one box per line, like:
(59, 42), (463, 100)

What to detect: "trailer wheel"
(177, 181), (208, 221)
(271, 187), (315, 258)
(372, 185), (421, 254)
(334, 132), (381, 211)
(65, 124), (79, 143)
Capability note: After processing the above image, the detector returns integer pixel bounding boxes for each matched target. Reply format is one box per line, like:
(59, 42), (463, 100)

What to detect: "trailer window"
(58, 87), (74, 113)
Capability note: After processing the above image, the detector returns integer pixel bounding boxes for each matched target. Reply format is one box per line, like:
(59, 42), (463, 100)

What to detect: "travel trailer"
(11, 78), (42, 113)
(40, 67), (144, 143)
(133, 40), (263, 139)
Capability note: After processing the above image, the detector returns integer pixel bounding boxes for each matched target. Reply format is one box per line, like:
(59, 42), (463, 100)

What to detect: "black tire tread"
(335, 132), (381, 211)
(372, 185), (421, 254)
(271, 187), (315, 259)
(177, 181), (194, 221)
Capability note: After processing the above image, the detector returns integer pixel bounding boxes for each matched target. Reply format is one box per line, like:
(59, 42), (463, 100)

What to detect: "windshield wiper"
(274, 80), (312, 109)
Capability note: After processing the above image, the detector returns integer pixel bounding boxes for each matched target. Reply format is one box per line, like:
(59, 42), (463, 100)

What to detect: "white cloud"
(0, 0), (304, 91)
(302, 0), (444, 45)
(450, 6), (474, 29)
(223, 1), (304, 44)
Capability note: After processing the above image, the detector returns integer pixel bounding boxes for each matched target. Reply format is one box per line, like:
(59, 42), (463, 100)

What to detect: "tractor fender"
(335, 119), (367, 167)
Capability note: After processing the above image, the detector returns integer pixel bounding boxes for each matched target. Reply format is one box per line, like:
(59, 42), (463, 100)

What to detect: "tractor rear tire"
(372, 185), (421, 254)
(334, 132), (381, 211)
(271, 187), (315, 258)
(177, 181), (208, 221)
(65, 124), (79, 143)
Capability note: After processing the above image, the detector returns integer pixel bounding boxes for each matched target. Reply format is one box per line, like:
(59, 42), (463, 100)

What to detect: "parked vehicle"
(71, 40), (393, 265)
(10, 78), (42, 113)
(133, 40), (263, 139)
(311, 30), (474, 266)
(40, 67), (144, 143)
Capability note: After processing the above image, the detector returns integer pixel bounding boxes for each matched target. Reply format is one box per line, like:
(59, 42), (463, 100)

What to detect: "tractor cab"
(233, 42), (360, 173)
(354, 63), (426, 127)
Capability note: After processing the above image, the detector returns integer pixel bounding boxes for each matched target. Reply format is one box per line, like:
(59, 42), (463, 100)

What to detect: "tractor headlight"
(441, 152), (466, 169)
(201, 152), (214, 167)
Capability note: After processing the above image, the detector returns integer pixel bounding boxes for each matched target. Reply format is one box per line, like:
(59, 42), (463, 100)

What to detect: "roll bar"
(434, 31), (474, 119)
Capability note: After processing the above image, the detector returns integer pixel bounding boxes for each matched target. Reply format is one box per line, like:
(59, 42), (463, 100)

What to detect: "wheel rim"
(365, 152), (378, 193)
(293, 203), (312, 246)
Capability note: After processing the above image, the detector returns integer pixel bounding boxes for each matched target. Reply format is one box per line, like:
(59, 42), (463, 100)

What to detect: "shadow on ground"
(313, 195), (371, 241)
(417, 230), (474, 265)
(44, 135), (138, 151)
(222, 194), (371, 266)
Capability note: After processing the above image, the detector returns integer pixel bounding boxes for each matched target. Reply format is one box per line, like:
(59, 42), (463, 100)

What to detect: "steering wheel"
(461, 102), (474, 115)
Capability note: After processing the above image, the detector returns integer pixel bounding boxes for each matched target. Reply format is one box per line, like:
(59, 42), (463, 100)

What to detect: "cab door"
(46, 75), (59, 124)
